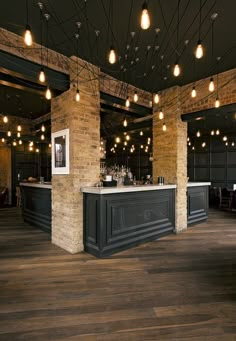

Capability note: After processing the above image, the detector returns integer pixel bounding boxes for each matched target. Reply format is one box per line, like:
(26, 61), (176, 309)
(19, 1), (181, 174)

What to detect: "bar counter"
(81, 184), (176, 258)
(187, 182), (211, 225)
(20, 182), (52, 232)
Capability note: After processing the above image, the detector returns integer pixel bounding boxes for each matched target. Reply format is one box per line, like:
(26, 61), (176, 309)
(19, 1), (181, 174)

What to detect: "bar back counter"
(20, 182), (52, 233)
(82, 185), (176, 258)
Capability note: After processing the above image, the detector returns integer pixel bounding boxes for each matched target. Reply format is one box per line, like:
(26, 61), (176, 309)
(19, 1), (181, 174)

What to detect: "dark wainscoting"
(21, 186), (51, 232)
(187, 186), (209, 225)
(84, 189), (175, 257)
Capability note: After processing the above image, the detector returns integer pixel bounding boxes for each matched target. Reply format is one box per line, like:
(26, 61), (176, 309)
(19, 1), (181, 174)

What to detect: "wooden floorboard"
(0, 207), (236, 340)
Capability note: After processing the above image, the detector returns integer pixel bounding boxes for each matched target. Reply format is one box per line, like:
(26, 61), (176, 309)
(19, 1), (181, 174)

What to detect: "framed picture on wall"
(51, 128), (70, 174)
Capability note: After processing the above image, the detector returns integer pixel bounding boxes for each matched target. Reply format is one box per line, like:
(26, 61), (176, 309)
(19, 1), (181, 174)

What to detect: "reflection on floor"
(0, 207), (236, 340)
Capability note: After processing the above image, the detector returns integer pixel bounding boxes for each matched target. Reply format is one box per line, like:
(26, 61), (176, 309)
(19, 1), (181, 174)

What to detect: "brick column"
(153, 86), (188, 232)
(51, 57), (100, 253)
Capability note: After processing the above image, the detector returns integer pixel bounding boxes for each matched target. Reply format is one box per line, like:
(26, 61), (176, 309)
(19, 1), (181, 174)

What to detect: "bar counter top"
(81, 184), (177, 194)
(20, 182), (52, 189)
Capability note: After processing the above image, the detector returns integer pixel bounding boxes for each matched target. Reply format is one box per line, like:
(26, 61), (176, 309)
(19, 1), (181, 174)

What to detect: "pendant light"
(41, 124), (45, 132)
(13, 141), (17, 147)
(41, 134), (45, 140)
(108, 1), (117, 63)
(108, 46), (116, 64)
(173, 0), (181, 77)
(209, 77), (215, 92)
(1, 138), (5, 143)
(19, 140), (22, 145)
(123, 118), (128, 127)
(173, 63), (180, 77)
(45, 87), (52, 100)
(17, 132), (21, 138)
(162, 123), (167, 131)
(154, 93), (160, 104)
(159, 109), (164, 120)
(17, 125), (22, 132)
(215, 56), (221, 108)
(211, 130), (215, 136)
(208, 13), (218, 93)
(75, 30), (81, 102)
(38, 2), (46, 83)
(196, 130), (201, 137)
(3, 115), (8, 123)
(125, 96), (130, 108)
(191, 86), (197, 98)
(24, 0), (32, 46)
(44, 13), (51, 100)
(195, 0), (203, 59)
(140, 130), (143, 136)
(7, 131), (11, 137)
(141, 2), (150, 30)
(133, 91), (138, 103)
(216, 129), (220, 135)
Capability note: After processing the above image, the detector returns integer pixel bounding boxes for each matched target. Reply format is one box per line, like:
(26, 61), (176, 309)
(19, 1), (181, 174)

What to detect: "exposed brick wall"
(153, 87), (187, 232)
(51, 57), (100, 254)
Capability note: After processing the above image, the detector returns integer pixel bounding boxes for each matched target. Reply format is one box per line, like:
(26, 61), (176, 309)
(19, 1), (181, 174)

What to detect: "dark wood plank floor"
(0, 208), (236, 340)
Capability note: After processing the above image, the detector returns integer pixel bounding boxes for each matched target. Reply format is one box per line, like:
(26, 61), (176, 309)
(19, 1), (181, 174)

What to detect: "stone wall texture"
(51, 57), (100, 254)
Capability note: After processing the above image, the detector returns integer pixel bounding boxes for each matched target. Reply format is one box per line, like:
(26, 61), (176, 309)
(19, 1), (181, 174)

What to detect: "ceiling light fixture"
(191, 85), (197, 98)
(209, 77), (215, 92)
(24, 0), (33, 46)
(162, 123), (167, 131)
(215, 56), (221, 108)
(159, 109), (164, 120)
(17, 125), (22, 132)
(216, 129), (220, 135)
(141, 1), (150, 30)
(108, 46), (116, 64)
(38, 2), (46, 83)
(41, 124), (45, 132)
(44, 13), (51, 100)
(125, 96), (130, 108)
(7, 131), (11, 137)
(17, 132), (21, 138)
(3, 115), (8, 123)
(154, 93), (159, 104)
(75, 31), (81, 103)
(195, 0), (203, 59)
(173, 0), (181, 77)
(134, 91), (138, 102)
(123, 118), (128, 127)
(211, 130), (215, 135)
(196, 130), (201, 137)
(140, 130), (143, 136)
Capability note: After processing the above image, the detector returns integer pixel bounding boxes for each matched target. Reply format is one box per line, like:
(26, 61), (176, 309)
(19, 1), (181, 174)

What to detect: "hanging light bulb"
(75, 89), (80, 102)
(140, 130), (143, 136)
(123, 118), (128, 127)
(209, 78), (215, 92)
(17, 125), (22, 132)
(41, 134), (45, 140)
(1, 138), (5, 142)
(29, 146), (33, 151)
(134, 91), (138, 102)
(173, 62), (180, 77)
(13, 141), (17, 147)
(215, 97), (220, 108)
(211, 130), (215, 136)
(225, 142), (228, 146)
(41, 124), (45, 132)
(140, 1), (150, 30)
(195, 40), (203, 59)
(126, 135), (130, 141)
(24, 25), (33, 46)
(223, 136), (227, 142)
(125, 96), (130, 108)
(115, 137), (120, 143)
(39, 67), (46, 83)
(7, 130), (11, 137)
(108, 46), (116, 64)
(17, 132), (21, 138)
(154, 93), (159, 104)
(159, 109), (164, 120)
(191, 86), (197, 98)
(192, 146), (195, 150)
(45, 87), (52, 100)
(19, 140), (22, 145)
(36, 148), (40, 153)
(196, 130), (201, 137)
(216, 129), (220, 135)
(162, 123), (167, 131)
(232, 142), (235, 147)
(124, 141), (127, 146)
(3, 115), (8, 123)
(29, 141), (34, 147)
(202, 142), (206, 147)
(49, 143), (52, 148)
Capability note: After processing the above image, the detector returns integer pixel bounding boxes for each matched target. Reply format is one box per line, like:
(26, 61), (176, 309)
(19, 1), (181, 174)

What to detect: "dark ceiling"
(1, 0), (236, 92)
(0, 0), (236, 131)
